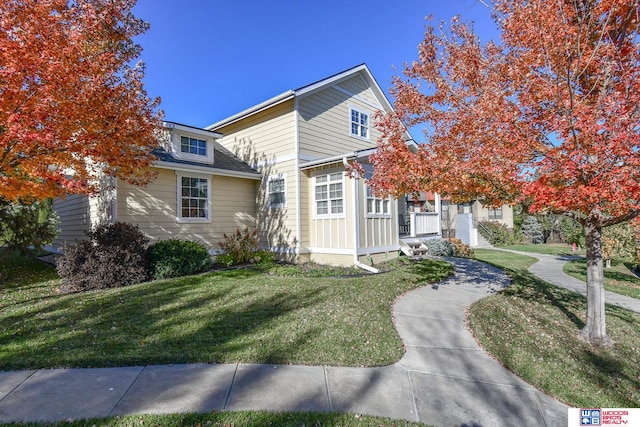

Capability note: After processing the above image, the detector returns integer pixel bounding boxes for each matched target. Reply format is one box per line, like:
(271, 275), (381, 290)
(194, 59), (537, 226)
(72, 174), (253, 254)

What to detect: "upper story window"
(181, 136), (207, 156)
(366, 185), (390, 216)
(267, 174), (286, 208)
(350, 107), (369, 140)
(315, 172), (344, 217)
(177, 174), (210, 223)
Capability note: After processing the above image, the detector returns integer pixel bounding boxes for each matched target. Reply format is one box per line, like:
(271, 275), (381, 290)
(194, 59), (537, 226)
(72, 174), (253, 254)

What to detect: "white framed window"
(180, 136), (207, 156)
(176, 173), (211, 223)
(171, 131), (214, 163)
(488, 206), (503, 220)
(350, 107), (369, 140)
(267, 174), (286, 208)
(315, 172), (344, 217)
(366, 185), (390, 216)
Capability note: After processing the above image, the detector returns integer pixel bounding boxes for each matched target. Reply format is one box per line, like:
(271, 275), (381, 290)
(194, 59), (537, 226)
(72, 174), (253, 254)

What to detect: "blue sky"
(132, 1), (499, 139)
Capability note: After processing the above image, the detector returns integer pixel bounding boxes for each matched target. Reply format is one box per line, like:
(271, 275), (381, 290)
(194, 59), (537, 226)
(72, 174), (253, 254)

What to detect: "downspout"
(344, 156), (379, 274)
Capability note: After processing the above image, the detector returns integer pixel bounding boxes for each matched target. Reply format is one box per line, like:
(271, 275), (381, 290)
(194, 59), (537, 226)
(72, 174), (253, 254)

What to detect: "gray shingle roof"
(152, 144), (260, 176)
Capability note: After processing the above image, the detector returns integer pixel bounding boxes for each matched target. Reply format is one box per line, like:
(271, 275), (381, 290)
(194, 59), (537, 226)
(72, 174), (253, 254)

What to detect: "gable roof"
(206, 64), (394, 131)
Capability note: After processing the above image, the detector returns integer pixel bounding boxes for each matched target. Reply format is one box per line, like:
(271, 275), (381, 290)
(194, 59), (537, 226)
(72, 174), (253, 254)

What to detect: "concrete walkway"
(0, 257), (570, 426)
(496, 248), (640, 314)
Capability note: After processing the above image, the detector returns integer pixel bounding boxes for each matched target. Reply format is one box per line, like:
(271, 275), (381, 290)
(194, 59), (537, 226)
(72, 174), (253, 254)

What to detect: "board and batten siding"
(307, 166), (354, 251)
(336, 75), (379, 106)
(116, 168), (257, 251)
(297, 86), (382, 159)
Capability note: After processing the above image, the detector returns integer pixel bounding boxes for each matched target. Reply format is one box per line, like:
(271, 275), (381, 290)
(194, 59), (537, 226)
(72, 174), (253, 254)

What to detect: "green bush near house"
(148, 239), (211, 280)
(424, 238), (454, 256)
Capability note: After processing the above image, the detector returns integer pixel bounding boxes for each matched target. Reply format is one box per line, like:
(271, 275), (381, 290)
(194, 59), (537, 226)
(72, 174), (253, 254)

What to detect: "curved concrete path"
(496, 248), (640, 314)
(0, 258), (569, 426)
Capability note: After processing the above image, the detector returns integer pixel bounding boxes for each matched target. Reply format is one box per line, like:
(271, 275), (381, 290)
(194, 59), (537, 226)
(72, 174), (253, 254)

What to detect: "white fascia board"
(206, 91), (295, 130)
(154, 161), (262, 180)
(296, 64), (394, 113)
(299, 148), (378, 170)
(164, 122), (223, 139)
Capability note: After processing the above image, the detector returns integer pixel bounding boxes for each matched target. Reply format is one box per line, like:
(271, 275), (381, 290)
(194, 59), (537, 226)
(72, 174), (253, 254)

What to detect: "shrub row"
(57, 222), (212, 292)
(423, 238), (474, 258)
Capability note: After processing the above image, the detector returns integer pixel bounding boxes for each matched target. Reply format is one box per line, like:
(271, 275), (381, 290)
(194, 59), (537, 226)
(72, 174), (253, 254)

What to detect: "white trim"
(207, 91), (295, 130)
(170, 129), (215, 164)
(251, 152), (316, 169)
(266, 173), (287, 209)
(313, 172), (346, 219)
(164, 121), (222, 138)
(306, 247), (353, 255)
(175, 172), (212, 224)
(332, 85), (382, 110)
(154, 161), (261, 180)
(294, 97), (302, 252)
(356, 245), (400, 256)
(349, 105), (371, 142)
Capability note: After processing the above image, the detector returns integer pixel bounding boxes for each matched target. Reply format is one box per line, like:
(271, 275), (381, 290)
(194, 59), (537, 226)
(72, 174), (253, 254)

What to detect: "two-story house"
(50, 64), (442, 270)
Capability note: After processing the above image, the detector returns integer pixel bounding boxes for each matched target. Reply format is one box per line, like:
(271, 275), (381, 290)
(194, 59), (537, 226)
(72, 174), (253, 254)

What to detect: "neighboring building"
(51, 122), (261, 252)
(441, 199), (514, 246)
(51, 64), (442, 269)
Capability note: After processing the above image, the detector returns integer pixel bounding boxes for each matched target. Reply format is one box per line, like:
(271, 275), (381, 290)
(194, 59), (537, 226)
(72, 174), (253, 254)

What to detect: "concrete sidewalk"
(0, 258), (569, 426)
(496, 248), (640, 314)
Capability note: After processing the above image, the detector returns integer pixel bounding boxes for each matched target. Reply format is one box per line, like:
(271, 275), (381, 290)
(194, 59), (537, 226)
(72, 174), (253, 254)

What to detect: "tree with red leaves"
(0, 0), (162, 201)
(371, 0), (639, 345)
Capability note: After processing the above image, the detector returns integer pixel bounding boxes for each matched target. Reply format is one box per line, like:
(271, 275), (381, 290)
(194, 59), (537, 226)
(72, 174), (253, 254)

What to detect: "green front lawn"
(0, 252), (453, 370)
(470, 250), (640, 408)
(499, 243), (585, 256)
(563, 258), (640, 300)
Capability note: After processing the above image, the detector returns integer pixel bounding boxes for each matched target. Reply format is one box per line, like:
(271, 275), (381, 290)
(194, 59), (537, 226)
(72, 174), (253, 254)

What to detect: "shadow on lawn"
(0, 272), (326, 370)
(501, 268), (586, 329)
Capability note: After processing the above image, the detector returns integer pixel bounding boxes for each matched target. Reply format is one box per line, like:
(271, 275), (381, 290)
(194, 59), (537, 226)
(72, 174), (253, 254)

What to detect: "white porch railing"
(408, 212), (440, 237)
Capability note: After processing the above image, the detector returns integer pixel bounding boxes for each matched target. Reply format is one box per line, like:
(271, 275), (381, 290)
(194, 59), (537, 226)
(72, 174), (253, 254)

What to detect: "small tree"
(369, 0), (639, 345)
(0, 199), (58, 255)
(1, 0), (162, 202)
(521, 216), (544, 244)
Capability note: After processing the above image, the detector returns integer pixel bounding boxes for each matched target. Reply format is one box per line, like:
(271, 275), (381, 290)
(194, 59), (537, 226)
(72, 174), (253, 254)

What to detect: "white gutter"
(294, 97), (302, 257)
(344, 157), (379, 274)
(153, 161), (262, 180)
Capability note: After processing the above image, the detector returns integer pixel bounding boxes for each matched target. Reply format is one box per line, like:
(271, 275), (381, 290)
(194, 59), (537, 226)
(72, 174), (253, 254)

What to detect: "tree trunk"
(580, 222), (612, 346)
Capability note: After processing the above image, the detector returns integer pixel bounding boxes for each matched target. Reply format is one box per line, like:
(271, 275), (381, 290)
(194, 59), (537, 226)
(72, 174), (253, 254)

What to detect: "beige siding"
(309, 252), (354, 267)
(307, 166), (354, 251)
(215, 100), (299, 251)
(116, 168), (257, 251)
(52, 195), (92, 248)
(298, 86), (381, 159)
(336, 75), (379, 106)
(256, 159), (298, 251)
(357, 173), (400, 251)
(216, 99), (296, 164)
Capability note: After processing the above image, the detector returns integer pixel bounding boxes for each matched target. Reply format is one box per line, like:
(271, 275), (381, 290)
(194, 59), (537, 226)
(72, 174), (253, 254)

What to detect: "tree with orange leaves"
(370, 0), (639, 345)
(0, 0), (162, 202)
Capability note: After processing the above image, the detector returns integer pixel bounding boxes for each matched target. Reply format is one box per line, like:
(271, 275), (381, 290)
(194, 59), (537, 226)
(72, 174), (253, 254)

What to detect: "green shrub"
(0, 199), (59, 255)
(448, 238), (474, 258)
(56, 222), (149, 291)
(478, 220), (518, 245)
(148, 239), (211, 280)
(217, 228), (259, 266)
(424, 238), (455, 257)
